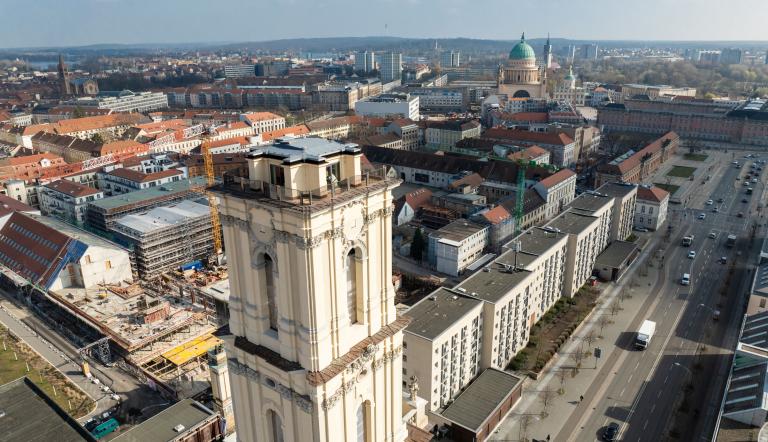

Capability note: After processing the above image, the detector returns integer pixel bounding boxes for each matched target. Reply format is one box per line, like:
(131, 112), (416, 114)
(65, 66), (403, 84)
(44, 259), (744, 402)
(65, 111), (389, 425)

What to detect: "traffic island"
(0, 324), (94, 418)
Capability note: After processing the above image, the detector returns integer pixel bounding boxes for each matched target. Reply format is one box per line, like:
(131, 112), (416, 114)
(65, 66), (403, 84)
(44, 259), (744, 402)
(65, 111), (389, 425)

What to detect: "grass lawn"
(0, 324), (94, 418)
(508, 285), (599, 374)
(667, 165), (697, 178)
(654, 183), (681, 195)
(683, 153), (708, 162)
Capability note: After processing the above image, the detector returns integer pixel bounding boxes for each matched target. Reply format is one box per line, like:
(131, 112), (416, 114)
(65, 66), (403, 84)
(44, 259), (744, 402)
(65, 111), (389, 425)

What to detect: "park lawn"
(683, 153), (708, 162)
(667, 166), (697, 178)
(0, 324), (94, 418)
(654, 183), (680, 195)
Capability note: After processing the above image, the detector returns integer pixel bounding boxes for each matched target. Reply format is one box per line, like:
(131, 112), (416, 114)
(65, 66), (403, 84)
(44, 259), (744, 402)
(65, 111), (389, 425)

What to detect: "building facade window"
(267, 409), (284, 442)
(346, 249), (359, 324)
(264, 254), (278, 332)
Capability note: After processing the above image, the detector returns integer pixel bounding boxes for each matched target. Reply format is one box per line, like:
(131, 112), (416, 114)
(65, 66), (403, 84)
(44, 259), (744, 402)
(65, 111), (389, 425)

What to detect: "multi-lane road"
(560, 155), (763, 441)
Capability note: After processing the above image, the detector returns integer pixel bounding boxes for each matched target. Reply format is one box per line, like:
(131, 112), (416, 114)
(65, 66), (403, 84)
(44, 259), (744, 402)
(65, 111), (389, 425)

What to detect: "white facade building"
(224, 64), (256, 78)
(354, 94), (420, 120)
(635, 185), (670, 231)
(39, 179), (103, 225)
(68, 91), (169, 113)
(533, 169), (578, 219)
(431, 219), (490, 276)
(354, 51), (376, 73)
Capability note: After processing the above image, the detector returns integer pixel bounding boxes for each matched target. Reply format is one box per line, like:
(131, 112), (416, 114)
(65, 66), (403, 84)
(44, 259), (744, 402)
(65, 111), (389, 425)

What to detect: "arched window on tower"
(356, 401), (371, 442)
(346, 249), (359, 325)
(267, 409), (284, 442)
(264, 254), (278, 332)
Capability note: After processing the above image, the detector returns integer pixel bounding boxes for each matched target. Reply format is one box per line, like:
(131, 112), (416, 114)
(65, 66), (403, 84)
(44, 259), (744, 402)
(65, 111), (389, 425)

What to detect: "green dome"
(509, 33), (536, 60)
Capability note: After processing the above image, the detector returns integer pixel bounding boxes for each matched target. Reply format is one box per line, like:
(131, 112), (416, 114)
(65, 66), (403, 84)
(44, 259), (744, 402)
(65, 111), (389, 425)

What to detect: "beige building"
(216, 137), (408, 442)
(635, 185), (669, 231)
(533, 169), (577, 219)
(545, 209), (602, 297)
(497, 33), (548, 99)
(424, 120), (481, 150)
(598, 182), (638, 242)
(567, 192), (615, 252)
(403, 288), (484, 411)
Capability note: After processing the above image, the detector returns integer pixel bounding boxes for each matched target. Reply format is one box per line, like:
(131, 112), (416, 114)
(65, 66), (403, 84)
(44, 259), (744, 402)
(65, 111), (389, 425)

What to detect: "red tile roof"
(44, 179), (101, 197)
(0, 194), (36, 217)
(606, 132), (679, 175)
(637, 186), (669, 203)
(537, 168), (576, 189)
(0, 212), (71, 286)
(403, 188), (432, 210)
(260, 124), (310, 142)
(484, 128), (574, 146)
(508, 145), (549, 161)
(241, 112), (284, 123)
(481, 205), (512, 225)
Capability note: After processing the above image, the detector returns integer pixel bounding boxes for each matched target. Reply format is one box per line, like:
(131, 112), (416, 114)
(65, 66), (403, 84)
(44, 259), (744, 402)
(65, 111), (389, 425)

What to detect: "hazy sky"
(1, 0), (767, 48)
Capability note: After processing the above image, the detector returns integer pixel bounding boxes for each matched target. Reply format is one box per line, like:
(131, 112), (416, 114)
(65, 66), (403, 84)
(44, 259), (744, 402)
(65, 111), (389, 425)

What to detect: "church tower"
(215, 137), (407, 442)
(543, 33), (553, 69)
(497, 32), (548, 99)
(57, 54), (71, 97)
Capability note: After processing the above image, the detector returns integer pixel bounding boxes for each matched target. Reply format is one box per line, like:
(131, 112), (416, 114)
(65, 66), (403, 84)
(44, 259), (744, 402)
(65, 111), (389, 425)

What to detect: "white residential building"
(39, 180), (103, 225)
(97, 168), (185, 196)
(430, 219), (490, 276)
(635, 185), (670, 231)
(545, 209), (602, 297)
(355, 51), (376, 73)
(67, 91), (169, 113)
(355, 94), (420, 120)
(403, 288), (483, 411)
(240, 112), (286, 134)
(224, 64), (256, 78)
(533, 169), (578, 219)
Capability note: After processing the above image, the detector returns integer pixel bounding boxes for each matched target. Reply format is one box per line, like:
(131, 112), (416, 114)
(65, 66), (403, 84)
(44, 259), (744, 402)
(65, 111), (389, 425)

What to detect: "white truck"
(635, 320), (656, 350)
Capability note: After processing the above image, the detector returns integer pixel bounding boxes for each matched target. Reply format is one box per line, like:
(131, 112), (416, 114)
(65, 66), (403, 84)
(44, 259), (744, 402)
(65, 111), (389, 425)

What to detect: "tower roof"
(509, 33), (536, 61)
(565, 66), (576, 81)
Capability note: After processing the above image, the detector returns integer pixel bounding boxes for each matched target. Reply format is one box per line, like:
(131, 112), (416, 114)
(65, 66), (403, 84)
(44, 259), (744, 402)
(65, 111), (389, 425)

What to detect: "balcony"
(214, 167), (396, 213)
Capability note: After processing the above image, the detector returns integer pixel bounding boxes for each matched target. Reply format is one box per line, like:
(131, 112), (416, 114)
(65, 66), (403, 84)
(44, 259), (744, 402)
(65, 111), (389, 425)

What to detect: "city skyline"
(1, 0), (767, 49)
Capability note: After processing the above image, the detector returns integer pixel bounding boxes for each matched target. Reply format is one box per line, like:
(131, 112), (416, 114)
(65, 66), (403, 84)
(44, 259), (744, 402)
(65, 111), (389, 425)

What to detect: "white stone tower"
(208, 342), (235, 434)
(215, 137), (407, 442)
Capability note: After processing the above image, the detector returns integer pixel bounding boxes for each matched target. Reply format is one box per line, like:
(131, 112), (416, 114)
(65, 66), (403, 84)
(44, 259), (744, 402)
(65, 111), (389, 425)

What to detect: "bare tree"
(598, 315), (611, 337)
(557, 368), (569, 388)
(519, 414), (534, 442)
(583, 329), (597, 350)
(570, 349), (585, 368)
(539, 389), (556, 415)
(609, 301), (621, 316)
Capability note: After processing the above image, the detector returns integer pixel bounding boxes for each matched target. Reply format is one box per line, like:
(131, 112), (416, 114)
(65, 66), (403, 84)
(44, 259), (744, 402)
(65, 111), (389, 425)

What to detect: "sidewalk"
(493, 234), (664, 441)
(0, 300), (114, 420)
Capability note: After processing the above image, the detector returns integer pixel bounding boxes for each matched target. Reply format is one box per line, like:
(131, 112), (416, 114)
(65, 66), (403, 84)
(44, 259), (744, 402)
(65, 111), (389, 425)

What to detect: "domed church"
(497, 33), (548, 99)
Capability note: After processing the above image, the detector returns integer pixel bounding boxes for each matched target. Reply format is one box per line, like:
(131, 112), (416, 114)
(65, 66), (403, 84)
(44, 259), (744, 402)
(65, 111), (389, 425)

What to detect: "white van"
(681, 273), (690, 285)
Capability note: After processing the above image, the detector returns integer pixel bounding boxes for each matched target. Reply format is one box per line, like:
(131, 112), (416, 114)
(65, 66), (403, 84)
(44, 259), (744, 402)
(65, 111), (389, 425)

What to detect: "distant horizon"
(1, 0), (766, 49)
(2, 35), (768, 53)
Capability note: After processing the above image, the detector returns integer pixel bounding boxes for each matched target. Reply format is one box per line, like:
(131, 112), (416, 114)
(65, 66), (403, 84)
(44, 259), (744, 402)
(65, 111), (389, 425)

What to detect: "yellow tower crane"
(193, 139), (223, 256)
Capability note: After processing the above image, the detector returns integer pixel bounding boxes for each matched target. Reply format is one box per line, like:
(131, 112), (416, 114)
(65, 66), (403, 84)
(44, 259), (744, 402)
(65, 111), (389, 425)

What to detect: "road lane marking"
(651, 404), (656, 413)
(664, 375), (669, 384)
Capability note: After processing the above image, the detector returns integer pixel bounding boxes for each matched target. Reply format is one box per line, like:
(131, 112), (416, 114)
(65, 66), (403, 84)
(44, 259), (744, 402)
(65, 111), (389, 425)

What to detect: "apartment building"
(355, 94), (420, 120)
(567, 193), (614, 253)
(597, 182), (638, 242)
(39, 179), (103, 225)
(425, 120), (481, 149)
(386, 119), (420, 150)
(483, 128), (577, 168)
(97, 168), (185, 196)
(533, 169), (578, 220)
(65, 91), (169, 113)
(378, 51), (403, 83)
(354, 51), (376, 73)
(239, 112), (285, 134)
(429, 219), (490, 276)
(635, 185), (670, 231)
(403, 288), (484, 411)
(455, 257), (536, 370)
(224, 64), (256, 78)
(545, 209), (602, 297)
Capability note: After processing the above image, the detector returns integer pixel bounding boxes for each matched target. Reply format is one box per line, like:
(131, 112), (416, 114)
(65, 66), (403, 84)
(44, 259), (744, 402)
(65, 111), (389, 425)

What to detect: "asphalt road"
(559, 156), (762, 441)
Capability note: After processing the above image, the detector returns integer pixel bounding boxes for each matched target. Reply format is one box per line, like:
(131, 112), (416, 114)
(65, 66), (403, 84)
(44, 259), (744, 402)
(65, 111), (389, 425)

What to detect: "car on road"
(698, 213), (706, 220)
(92, 378), (100, 385)
(721, 256), (727, 264)
(713, 310), (721, 320)
(742, 198), (749, 203)
(744, 181), (750, 186)
(706, 199), (713, 205)
(681, 273), (690, 285)
(753, 178), (758, 183)
(633, 226), (649, 232)
(602, 422), (620, 441)
(111, 394), (120, 401)
(738, 212), (745, 217)
(718, 198), (724, 203)
(712, 207), (719, 213)
(709, 231), (717, 239)
(688, 251), (696, 259)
